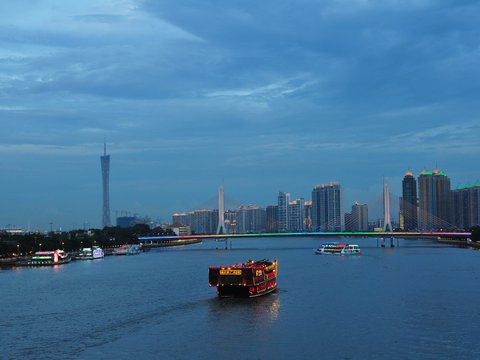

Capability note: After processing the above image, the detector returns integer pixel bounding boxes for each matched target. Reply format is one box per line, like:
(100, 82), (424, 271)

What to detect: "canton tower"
(101, 139), (112, 228)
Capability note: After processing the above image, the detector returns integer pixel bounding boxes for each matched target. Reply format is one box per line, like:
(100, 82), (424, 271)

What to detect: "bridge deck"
(139, 231), (471, 242)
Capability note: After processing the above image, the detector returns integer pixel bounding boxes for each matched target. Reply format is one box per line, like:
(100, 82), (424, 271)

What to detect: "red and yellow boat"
(208, 259), (278, 298)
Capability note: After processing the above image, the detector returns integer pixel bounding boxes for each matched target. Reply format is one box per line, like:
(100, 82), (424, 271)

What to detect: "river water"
(1, 237), (479, 360)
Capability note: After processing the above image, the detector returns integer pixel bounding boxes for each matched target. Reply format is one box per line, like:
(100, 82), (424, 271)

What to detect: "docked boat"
(114, 244), (141, 255)
(208, 259), (278, 298)
(315, 242), (361, 255)
(74, 246), (104, 260)
(17, 250), (72, 266)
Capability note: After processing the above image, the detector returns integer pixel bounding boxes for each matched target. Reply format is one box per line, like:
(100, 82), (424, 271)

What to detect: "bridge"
(139, 231), (471, 246)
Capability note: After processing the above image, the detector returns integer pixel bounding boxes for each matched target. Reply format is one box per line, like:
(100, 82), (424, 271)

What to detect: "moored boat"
(74, 246), (104, 260)
(315, 243), (361, 255)
(16, 250), (72, 266)
(114, 244), (141, 255)
(208, 259), (278, 298)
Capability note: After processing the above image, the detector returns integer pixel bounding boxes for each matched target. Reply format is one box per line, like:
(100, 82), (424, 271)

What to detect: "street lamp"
(39, 243), (42, 251)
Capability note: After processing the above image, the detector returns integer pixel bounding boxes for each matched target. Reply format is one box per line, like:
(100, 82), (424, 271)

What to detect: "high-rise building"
(266, 205), (278, 233)
(344, 212), (353, 231)
(172, 213), (190, 226)
(288, 198), (305, 232)
(172, 209), (217, 234)
(401, 170), (418, 231)
(304, 201), (312, 231)
(349, 202), (369, 231)
(237, 205), (266, 233)
(224, 210), (238, 234)
(100, 140), (112, 228)
(277, 192), (291, 232)
(451, 182), (480, 230)
(311, 182), (344, 231)
(418, 167), (451, 230)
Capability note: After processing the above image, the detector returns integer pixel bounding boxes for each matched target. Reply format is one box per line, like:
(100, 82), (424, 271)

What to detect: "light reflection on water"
(207, 291), (281, 323)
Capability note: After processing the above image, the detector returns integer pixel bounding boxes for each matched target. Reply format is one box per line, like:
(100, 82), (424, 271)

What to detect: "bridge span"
(139, 231), (471, 245)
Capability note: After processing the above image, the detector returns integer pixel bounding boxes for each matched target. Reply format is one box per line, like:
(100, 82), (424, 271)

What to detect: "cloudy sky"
(1, 0), (479, 230)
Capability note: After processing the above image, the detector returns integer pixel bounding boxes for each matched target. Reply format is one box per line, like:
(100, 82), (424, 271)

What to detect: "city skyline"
(1, 0), (479, 230)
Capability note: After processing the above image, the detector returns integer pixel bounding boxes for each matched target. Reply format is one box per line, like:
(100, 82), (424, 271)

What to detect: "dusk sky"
(1, 0), (479, 231)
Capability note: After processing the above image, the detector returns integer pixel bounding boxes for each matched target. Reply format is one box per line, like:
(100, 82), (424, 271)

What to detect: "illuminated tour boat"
(315, 242), (361, 255)
(208, 259), (278, 298)
(75, 246), (105, 260)
(19, 250), (72, 266)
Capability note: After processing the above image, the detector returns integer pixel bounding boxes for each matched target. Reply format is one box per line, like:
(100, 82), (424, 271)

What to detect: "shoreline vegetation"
(0, 224), (176, 260)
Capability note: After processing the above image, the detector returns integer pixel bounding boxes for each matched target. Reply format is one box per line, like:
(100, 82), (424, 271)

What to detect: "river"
(1, 236), (479, 359)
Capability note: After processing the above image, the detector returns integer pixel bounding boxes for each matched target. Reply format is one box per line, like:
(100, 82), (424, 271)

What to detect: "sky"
(1, 0), (479, 231)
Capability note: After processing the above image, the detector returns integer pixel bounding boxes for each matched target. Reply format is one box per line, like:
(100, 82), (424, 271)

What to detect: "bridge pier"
(215, 238), (230, 250)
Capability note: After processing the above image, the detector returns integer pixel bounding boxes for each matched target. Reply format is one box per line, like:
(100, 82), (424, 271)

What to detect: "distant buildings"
(345, 202), (368, 232)
(116, 216), (150, 228)
(398, 167), (480, 231)
(401, 170), (418, 231)
(451, 182), (480, 230)
(304, 201), (312, 231)
(172, 206), (267, 234)
(288, 198), (305, 232)
(224, 210), (238, 234)
(266, 205), (278, 233)
(311, 182), (344, 232)
(277, 192), (290, 232)
(168, 168), (479, 235)
(172, 209), (218, 234)
(237, 205), (266, 233)
(277, 193), (306, 232)
(418, 168), (451, 230)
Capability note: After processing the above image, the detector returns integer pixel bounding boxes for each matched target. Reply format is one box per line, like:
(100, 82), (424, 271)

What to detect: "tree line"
(0, 225), (176, 257)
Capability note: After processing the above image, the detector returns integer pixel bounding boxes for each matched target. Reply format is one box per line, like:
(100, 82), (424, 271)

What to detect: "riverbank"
(142, 238), (202, 249)
(437, 238), (480, 249)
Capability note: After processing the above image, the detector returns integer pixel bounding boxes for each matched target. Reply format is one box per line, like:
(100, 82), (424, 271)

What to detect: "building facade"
(418, 168), (451, 230)
(401, 170), (418, 231)
(288, 198), (305, 232)
(451, 182), (480, 230)
(172, 209), (218, 234)
(345, 202), (368, 232)
(277, 192), (291, 232)
(304, 201), (312, 231)
(266, 205), (278, 233)
(312, 182), (344, 232)
(237, 205), (266, 233)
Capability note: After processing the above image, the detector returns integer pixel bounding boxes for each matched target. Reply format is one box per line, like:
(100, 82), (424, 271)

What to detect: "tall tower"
(383, 179), (393, 232)
(216, 184), (225, 234)
(101, 139), (112, 228)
